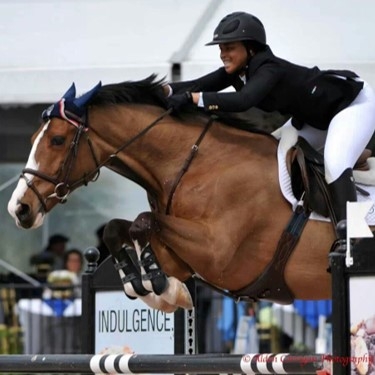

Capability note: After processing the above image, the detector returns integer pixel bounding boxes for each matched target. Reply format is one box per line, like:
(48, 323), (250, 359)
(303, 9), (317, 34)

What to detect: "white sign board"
(95, 291), (175, 354)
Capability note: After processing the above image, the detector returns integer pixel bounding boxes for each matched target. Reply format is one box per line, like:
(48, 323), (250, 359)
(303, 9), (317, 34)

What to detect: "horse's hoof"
(174, 282), (194, 310)
(140, 293), (178, 313)
(162, 277), (194, 310)
(157, 301), (178, 314)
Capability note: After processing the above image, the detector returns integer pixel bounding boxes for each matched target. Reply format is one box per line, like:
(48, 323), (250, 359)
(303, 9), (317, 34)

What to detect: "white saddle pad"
(276, 126), (375, 225)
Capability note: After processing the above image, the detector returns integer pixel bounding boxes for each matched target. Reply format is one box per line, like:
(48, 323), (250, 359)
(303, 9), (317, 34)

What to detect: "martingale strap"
(165, 115), (216, 215)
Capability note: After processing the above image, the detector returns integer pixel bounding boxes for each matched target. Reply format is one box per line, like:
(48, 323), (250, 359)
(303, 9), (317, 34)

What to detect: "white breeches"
(281, 81), (375, 184)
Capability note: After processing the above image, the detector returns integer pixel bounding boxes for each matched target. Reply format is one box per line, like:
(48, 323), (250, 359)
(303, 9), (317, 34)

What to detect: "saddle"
(287, 136), (371, 223)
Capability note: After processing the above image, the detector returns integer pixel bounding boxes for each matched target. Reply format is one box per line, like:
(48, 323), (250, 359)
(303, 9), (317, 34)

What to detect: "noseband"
(21, 108), (172, 212)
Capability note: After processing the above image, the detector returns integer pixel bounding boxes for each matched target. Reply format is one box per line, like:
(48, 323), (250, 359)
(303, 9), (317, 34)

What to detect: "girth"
(232, 204), (310, 305)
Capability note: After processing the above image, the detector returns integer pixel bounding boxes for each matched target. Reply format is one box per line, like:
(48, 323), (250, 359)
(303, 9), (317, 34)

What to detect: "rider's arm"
(200, 62), (282, 112)
(166, 68), (233, 97)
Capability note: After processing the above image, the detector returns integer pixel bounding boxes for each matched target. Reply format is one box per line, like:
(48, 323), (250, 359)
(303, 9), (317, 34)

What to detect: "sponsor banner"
(95, 291), (174, 355)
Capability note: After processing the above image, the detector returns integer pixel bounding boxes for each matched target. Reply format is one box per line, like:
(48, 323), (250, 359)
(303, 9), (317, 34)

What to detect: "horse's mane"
(90, 74), (168, 109)
(90, 74), (284, 137)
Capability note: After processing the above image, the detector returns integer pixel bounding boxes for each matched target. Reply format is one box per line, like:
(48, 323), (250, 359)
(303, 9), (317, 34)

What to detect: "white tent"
(180, 0), (375, 84)
(1, 0), (374, 104)
(0, 0), (215, 103)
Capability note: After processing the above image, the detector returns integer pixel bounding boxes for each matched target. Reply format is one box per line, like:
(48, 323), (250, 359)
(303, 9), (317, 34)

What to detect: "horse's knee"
(103, 219), (132, 249)
(131, 212), (153, 232)
(130, 212), (158, 246)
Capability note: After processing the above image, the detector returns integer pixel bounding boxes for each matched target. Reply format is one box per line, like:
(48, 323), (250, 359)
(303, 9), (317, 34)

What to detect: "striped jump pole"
(0, 353), (331, 374)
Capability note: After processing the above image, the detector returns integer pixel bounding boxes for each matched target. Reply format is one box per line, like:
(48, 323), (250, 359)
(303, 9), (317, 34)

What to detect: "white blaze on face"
(7, 121), (50, 227)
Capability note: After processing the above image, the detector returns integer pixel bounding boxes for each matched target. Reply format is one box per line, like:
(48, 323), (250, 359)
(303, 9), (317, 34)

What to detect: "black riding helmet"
(206, 12), (266, 46)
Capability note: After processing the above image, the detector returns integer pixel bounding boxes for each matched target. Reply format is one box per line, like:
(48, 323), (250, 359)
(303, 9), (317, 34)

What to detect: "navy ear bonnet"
(42, 82), (102, 126)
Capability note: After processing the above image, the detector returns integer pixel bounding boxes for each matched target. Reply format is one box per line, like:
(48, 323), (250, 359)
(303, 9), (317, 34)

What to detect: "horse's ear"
(73, 81), (102, 109)
(62, 83), (76, 100)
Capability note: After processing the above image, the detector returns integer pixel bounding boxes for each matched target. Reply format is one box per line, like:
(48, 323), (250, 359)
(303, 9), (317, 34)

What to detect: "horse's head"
(8, 82), (102, 229)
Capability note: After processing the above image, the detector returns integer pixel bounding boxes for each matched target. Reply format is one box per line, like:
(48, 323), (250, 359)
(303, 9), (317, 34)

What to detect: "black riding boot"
(328, 168), (357, 239)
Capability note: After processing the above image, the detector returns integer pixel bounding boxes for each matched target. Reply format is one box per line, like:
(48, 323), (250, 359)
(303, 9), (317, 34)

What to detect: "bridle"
(21, 107), (173, 213)
(22, 103), (214, 216)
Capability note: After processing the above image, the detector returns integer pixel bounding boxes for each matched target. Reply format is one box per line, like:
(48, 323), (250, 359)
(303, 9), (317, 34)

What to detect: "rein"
(21, 108), (173, 212)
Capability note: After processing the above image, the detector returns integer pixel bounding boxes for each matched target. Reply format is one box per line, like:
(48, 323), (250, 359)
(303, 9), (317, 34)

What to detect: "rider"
(164, 11), (375, 238)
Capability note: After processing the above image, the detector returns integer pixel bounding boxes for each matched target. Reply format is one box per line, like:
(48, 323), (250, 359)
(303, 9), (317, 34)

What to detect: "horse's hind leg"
(130, 212), (193, 310)
(103, 218), (178, 313)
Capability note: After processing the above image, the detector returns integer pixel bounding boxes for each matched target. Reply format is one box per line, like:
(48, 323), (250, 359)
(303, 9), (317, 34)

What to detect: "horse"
(8, 75), (360, 312)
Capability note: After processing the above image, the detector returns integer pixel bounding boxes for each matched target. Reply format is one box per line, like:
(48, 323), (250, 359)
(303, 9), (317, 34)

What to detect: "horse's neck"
(90, 106), (279, 207)
(90, 106), (199, 194)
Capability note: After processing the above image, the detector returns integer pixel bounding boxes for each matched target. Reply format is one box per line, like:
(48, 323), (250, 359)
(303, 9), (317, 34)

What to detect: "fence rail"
(0, 353), (328, 374)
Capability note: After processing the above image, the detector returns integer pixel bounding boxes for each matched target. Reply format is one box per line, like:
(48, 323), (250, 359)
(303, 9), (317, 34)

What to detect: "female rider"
(164, 11), (375, 238)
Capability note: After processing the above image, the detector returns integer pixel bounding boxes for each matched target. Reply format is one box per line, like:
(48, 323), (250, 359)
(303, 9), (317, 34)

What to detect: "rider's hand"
(167, 92), (193, 111)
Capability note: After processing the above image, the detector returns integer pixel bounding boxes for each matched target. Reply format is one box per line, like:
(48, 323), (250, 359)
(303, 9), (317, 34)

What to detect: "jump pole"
(0, 353), (329, 374)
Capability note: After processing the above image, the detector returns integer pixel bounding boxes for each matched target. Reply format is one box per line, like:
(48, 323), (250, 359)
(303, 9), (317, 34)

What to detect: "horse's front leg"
(103, 219), (150, 299)
(103, 219), (178, 313)
(130, 212), (193, 309)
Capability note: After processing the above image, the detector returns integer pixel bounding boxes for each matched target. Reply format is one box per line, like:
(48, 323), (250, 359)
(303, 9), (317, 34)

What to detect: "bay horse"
(8, 75), (348, 312)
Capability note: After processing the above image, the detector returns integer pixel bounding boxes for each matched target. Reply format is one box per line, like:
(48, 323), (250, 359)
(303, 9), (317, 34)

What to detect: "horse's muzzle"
(14, 201), (44, 229)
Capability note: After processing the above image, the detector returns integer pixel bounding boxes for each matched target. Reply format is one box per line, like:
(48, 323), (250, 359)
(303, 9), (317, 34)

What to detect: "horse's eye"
(51, 136), (65, 146)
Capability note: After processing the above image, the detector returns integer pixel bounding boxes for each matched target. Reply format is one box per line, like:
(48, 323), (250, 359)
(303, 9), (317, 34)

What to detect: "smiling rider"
(164, 11), (375, 239)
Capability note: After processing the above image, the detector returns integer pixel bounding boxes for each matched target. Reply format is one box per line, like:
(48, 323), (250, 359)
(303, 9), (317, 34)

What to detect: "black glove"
(167, 92), (193, 111)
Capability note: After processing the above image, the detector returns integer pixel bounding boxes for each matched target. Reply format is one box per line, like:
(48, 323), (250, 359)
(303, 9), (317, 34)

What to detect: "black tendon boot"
(112, 245), (150, 298)
(139, 244), (169, 295)
(328, 168), (357, 239)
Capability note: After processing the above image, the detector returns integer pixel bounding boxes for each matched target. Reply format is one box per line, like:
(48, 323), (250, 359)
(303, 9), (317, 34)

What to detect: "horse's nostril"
(16, 203), (31, 220)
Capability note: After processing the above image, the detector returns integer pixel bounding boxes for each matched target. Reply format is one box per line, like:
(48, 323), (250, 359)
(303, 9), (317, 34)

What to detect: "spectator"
(42, 270), (79, 300)
(29, 253), (54, 281)
(63, 249), (84, 275)
(30, 234), (69, 271)
(95, 224), (110, 265)
(217, 296), (246, 353)
(63, 249), (84, 298)
(26, 253), (55, 298)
